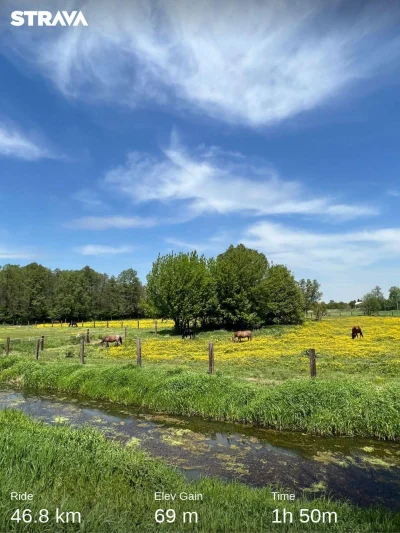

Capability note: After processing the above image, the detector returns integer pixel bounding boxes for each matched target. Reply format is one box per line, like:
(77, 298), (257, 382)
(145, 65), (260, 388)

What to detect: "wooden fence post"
(208, 342), (215, 375)
(80, 337), (85, 364)
(137, 320), (140, 330)
(121, 321), (123, 328)
(136, 337), (142, 367)
(155, 320), (158, 336)
(86, 329), (90, 343)
(5, 337), (10, 356)
(35, 339), (40, 360)
(309, 348), (316, 378)
(40, 335), (44, 351)
(124, 327), (127, 341)
(107, 320), (109, 328)
(81, 321), (84, 328)
(93, 321), (96, 328)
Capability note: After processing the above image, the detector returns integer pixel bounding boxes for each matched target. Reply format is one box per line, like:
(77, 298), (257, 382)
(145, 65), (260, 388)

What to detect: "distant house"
(355, 300), (363, 307)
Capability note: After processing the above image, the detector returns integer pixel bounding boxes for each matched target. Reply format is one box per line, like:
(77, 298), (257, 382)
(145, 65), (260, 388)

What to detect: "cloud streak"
(74, 244), (133, 255)
(243, 221), (400, 272)
(3, 0), (400, 126)
(0, 122), (54, 161)
(104, 139), (377, 221)
(66, 216), (157, 230)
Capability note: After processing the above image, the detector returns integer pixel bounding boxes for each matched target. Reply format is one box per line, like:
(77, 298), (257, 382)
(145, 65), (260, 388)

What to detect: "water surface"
(0, 388), (399, 510)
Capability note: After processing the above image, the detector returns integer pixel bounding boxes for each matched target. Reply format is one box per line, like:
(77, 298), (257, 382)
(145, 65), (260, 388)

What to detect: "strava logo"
(10, 11), (88, 27)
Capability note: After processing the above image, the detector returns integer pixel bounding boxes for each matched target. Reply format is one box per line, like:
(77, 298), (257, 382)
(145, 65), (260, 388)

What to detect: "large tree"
(146, 251), (216, 330)
(212, 244), (269, 328)
(388, 286), (400, 311)
(256, 265), (304, 325)
(117, 269), (144, 317)
(298, 279), (322, 313)
(362, 291), (381, 316)
(370, 286), (386, 310)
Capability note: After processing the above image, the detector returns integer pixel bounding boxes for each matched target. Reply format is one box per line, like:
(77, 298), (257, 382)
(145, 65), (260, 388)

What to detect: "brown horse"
(100, 335), (123, 347)
(232, 330), (252, 342)
(351, 326), (363, 339)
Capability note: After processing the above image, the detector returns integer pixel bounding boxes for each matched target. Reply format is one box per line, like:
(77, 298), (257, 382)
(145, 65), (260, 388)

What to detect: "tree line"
(0, 244), (325, 328)
(360, 286), (400, 315)
(0, 264), (144, 323)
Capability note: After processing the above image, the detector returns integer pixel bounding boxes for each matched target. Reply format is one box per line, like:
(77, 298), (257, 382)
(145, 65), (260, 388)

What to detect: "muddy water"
(0, 388), (399, 510)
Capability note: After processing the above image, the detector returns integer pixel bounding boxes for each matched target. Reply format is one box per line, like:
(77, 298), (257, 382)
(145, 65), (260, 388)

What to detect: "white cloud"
(243, 221), (400, 271)
(4, 0), (400, 126)
(0, 247), (34, 259)
(0, 123), (53, 161)
(105, 139), (377, 221)
(166, 232), (231, 253)
(74, 244), (133, 255)
(74, 190), (104, 208)
(66, 215), (157, 230)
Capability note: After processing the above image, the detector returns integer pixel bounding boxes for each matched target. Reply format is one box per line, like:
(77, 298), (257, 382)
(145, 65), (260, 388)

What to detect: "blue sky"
(0, 0), (400, 301)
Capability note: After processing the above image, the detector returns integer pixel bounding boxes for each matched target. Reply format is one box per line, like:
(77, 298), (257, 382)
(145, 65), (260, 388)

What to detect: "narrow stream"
(1, 388), (399, 510)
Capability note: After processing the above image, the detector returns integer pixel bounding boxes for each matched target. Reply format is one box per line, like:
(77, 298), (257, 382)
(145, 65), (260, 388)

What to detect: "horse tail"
(119, 336), (123, 345)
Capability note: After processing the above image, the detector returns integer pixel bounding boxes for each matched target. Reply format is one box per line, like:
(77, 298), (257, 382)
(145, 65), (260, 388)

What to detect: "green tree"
(0, 265), (29, 322)
(312, 301), (327, 321)
(370, 286), (386, 310)
(362, 292), (381, 316)
(256, 265), (304, 325)
(212, 244), (269, 328)
(298, 279), (322, 313)
(146, 251), (216, 330)
(23, 263), (53, 322)
(117, 269), (144, 317)
(388, 286), (400, 311)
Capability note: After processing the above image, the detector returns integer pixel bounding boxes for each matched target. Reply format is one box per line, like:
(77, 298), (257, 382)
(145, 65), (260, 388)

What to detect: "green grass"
(2, 323), (399, 384)
(0, 357), (399, 439)
(0, 410), (398, 533)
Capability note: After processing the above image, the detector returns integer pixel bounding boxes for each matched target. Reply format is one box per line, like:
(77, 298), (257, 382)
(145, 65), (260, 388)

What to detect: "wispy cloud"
(166, 232), (231, 253)
(66, 215), (157, 230)
(0, 122), (54, 161)
(74, 190), (104, 208)
(105, 138), (377, 221)
(4, 0), (400, 126)
(243, 221), (400, 272)
(0, 247), (34, 259)
(74, 244), (133, 255)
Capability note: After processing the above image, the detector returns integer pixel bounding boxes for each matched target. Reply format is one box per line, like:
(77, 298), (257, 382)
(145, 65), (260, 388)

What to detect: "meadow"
(0, 316), (399, 439)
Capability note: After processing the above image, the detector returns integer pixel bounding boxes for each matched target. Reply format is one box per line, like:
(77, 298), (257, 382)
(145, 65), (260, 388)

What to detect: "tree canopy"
(147, 245), (305, 329)
(0, 264), (144, 323)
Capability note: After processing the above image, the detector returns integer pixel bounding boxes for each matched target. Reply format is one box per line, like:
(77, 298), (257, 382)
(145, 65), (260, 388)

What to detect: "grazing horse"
(351, 326), (363, 339)
(182, 328), (195, 340)
(100, 335), (123, 347)
(69, 321), (78, 327)
(232, 330), (252, 342)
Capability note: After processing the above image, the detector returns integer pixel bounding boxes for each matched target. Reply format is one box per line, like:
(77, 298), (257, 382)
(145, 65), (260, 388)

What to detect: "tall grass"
(0, 411), (398, 533)
(0, 357), (399, 439)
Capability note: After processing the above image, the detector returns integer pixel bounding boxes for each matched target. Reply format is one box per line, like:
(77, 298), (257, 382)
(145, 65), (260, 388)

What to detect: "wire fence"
(1, 332), (398, 378)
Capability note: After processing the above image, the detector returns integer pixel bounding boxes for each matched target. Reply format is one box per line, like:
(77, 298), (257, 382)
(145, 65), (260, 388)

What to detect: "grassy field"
(2, 316), (400, 381)
(0, 410), (398, 533)
(0, 316), (399, 439)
